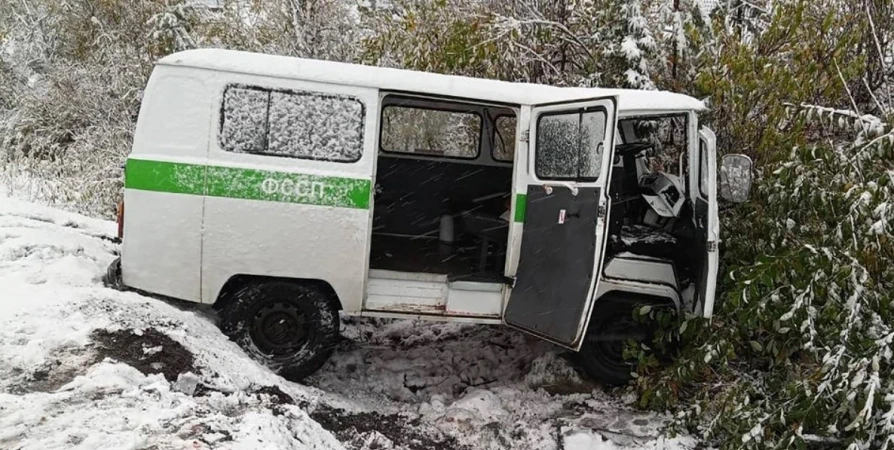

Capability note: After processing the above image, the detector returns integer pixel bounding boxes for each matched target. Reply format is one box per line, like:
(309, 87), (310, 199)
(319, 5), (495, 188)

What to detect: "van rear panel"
(121, 68), (211, 302)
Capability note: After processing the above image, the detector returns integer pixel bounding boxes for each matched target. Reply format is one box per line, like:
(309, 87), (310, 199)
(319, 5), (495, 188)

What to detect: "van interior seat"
(612, 224), (678, 258)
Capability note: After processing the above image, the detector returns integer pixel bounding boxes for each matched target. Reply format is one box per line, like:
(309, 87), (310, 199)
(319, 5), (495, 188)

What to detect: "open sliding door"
(503, 96), (618, 349)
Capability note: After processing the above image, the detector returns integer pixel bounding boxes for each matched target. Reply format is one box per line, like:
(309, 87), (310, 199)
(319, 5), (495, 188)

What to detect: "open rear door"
(503, 97), (618, 349)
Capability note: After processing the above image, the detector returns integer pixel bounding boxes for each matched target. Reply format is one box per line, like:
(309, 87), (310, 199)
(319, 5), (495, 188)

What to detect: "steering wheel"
(614, 142), (653, 157)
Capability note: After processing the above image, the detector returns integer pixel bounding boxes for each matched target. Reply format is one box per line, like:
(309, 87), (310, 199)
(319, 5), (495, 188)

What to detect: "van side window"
(536, 109), (607, 180)
(219, 84), (365, 162)
(619, 114), (688, 177)
(380, 105), (481, 158)
(221, 87), (269, 153)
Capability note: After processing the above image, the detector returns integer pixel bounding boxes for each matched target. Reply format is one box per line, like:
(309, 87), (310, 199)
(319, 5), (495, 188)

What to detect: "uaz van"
(107, 49), (753, 385)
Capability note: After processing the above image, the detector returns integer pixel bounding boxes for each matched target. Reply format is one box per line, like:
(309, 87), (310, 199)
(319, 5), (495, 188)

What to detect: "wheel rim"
(249, 301), (309, 356)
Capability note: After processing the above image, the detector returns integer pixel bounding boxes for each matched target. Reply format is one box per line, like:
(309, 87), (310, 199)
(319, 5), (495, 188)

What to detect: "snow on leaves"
(380, 106), (480, 158)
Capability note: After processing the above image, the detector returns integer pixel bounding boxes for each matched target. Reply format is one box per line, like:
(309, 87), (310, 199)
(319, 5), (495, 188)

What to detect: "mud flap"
(103, 257), (125, 290)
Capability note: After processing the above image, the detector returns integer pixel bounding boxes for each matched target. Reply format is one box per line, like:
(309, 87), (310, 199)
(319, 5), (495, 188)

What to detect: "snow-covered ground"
(0, 191), (696, 450)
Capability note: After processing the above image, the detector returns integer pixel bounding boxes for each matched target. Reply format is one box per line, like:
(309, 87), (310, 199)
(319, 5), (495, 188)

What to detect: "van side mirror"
(719, 154), (753, 203)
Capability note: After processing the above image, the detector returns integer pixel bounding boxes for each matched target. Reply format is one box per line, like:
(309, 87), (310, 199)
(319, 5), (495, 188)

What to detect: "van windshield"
(618, 114), (687, 177)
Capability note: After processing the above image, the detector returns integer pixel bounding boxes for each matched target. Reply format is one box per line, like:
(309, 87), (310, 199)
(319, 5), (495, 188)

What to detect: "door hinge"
(502, 276), (516, 287)
(520, 130), (530, 143)
(597, 204), (607, 218)
(707, 240), (718, 252)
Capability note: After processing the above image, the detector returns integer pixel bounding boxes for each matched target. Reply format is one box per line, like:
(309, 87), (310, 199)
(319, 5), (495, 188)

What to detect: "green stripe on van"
(125, 159), (206, 196)
(125, 159), (371, 209)
(514, 193), (526, 223)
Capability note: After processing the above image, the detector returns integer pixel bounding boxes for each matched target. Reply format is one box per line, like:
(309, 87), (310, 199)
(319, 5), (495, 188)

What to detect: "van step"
(368, 269), (447, 283)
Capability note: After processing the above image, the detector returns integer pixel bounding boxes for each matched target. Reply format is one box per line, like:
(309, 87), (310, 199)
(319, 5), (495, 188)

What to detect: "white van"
(107, 49), (752, 385)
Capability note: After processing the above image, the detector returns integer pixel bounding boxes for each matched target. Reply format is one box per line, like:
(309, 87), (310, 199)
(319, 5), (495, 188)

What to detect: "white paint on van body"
(603, 254), (678, 289)
(365, 270), (448, 313)
(199, 74), (379, 311)
(159, 49), (706, 113)
(121, 68), (211, 302)
(699, 127), (720, 318)
(121, 49), (718, 337)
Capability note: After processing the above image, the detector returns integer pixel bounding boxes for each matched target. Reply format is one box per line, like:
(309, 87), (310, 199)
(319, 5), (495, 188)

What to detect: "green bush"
(630, 2), (894, 447)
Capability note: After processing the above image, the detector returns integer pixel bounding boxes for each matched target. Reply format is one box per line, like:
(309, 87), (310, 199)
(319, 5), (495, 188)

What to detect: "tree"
(608, 0), (658, 89)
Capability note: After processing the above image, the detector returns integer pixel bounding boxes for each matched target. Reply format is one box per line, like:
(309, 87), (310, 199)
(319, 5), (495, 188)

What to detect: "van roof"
(158, 49), (706, 113)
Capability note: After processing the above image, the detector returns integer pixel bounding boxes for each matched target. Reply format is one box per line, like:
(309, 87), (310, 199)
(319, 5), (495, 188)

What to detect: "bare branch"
(864, 1), (893, 112)
(834, 59), (867, 134)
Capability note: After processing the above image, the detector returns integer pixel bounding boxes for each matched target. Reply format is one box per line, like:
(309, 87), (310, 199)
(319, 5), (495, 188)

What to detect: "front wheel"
(574, 298), (656, 386)
(218, 281), (339, 382)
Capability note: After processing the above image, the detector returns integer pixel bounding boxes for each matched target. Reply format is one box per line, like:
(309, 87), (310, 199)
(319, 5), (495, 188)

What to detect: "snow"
(267, 91), (364, 161)
(537, 110), (606, 179)
(221, 87), (269, 153)
(0, 188), (697, 449)
(221, 86), (364, 161)
(620, 36), (643, 61)
(618, 225), (676, 246)
(158, 49), (706, 112)
(0, 193), (342, 450)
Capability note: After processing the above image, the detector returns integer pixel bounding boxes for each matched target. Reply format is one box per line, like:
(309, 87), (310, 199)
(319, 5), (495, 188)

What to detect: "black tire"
(575, 298), (655, 386)
(217, 280), (339, 382)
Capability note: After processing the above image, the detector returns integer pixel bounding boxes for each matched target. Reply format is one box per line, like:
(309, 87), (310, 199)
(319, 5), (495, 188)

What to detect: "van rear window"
(219, 85), (364, 162)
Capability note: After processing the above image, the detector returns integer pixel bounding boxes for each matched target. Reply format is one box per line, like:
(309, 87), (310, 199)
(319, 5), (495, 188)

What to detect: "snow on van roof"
(158, 49), (706, 112)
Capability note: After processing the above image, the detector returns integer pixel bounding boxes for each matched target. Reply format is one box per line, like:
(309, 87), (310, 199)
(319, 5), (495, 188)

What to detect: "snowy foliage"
(381, 106), (481, 158)
(0, 0), (362, 218)
(629, 2), (894, 448)
(616, 0), (658, 89)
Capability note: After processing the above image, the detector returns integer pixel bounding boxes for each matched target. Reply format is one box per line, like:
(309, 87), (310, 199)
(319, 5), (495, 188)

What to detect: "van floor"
(369, 234), (506, 283)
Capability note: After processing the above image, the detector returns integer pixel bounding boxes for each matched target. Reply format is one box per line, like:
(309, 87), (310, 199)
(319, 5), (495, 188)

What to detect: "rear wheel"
(217, 281), (339, 382)
(575, 298), (657, 386)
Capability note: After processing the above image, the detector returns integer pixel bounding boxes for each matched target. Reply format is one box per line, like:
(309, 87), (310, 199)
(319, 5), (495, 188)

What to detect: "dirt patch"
(311, 404), (468, 450)
(253, 384), (296, 405)
(6, 346), (95, 394)
(248, 384), (306, 416)
(91, 328), (198, 382)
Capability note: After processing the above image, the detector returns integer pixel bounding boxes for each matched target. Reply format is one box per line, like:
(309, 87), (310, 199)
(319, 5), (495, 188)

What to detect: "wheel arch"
(213, 274), (343, 312)
(595, 290), (678, 310)
(574, 290), (676, 386)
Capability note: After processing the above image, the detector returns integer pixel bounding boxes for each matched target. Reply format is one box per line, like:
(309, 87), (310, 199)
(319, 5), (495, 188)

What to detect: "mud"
(311, 404), (469, 450)
(91, 327), (198, 382)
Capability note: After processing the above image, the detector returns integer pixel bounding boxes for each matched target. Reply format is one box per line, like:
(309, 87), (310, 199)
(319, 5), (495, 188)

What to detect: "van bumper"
(103, 257), (126, 290)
